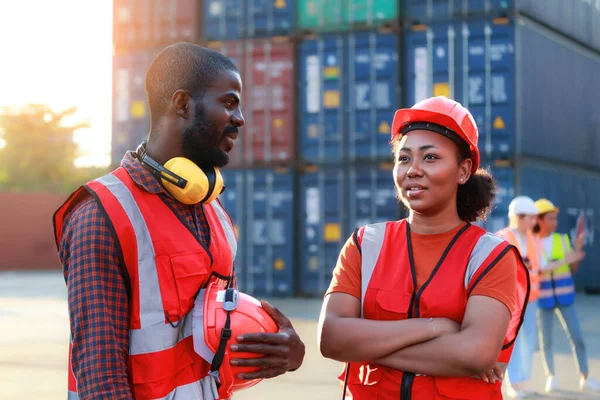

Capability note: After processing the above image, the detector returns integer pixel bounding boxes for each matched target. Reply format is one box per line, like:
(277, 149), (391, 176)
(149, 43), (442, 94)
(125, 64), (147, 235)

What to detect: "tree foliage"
(0, 104), (108, 193)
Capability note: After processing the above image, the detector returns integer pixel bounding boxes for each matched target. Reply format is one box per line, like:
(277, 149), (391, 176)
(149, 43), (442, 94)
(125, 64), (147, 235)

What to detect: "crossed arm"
(318, 292), (510, 377)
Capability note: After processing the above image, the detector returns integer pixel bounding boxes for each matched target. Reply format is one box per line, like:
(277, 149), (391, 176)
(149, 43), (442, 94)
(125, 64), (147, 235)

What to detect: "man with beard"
(53, 43), (305, 399)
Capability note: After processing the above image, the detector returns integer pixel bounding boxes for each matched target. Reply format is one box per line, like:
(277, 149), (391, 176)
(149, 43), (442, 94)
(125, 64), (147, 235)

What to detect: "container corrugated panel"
(516, 17), (600, 168)
(299, 166), (347, 297)
(299, 35), (346, 163)
(298, 0), (398, 32)
(245, 168), (296, 296)
(111, 48), (159, 167)
(219, 168), (296, 296)
(515, 0), (600, 53)
(203, 1), (246, 41)
(348, 33), (399, 162)
(405, 20), (514, 160)
(208, 39), (296, 167)
(299, 31), (399, 164)
(203, 0), (295, 42)
(347, 164), (400, 231)
(479, 161), (600, 291)
(405, 0), (511, 22)
(113, 0), (199, 50)
(476, 162), (516, 234)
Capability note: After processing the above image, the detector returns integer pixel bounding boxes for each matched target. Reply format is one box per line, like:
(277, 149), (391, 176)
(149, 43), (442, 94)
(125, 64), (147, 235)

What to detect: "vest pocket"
(170, 253), (211, 315)
(434, 377), (501, 399)
(155, 253), (211, 322)
(374, 290), (411, 320)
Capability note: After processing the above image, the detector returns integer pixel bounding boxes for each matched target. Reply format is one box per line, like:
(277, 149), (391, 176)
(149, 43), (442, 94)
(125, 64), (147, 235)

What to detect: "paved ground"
(1, 271), (599, 400)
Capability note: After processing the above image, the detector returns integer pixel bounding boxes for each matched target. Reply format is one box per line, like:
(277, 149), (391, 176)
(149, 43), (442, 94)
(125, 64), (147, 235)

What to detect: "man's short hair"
(145, 42), (238, 122)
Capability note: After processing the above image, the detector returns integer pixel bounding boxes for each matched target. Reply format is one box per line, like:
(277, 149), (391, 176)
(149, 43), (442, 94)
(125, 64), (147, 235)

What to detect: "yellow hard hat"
(534, 198), (559, 215)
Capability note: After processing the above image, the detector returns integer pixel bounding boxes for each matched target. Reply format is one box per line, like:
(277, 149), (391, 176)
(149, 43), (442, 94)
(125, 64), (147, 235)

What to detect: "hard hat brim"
(391, 108), (480, 172)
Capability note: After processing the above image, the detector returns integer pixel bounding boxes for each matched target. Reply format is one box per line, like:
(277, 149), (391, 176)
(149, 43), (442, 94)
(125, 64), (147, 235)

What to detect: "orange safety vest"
(54, 167), (237, 399)
(496, 227), (540, 302)
(342, 220), (529, 400)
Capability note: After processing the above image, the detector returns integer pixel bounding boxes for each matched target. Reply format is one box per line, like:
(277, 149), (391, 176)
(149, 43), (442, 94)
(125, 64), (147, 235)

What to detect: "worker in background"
(534, 198), (599, 394)
(318, 96), (530, 399)
(53, 43), (304, 400)
(495, 196), (540, 398)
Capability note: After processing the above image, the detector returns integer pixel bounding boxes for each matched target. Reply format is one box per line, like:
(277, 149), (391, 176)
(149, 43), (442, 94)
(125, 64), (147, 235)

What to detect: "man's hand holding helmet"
(229, 300), (305, 379)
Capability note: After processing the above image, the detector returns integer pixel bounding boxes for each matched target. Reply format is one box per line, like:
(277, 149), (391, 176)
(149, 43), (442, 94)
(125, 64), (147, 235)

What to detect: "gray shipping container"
(479, 158), (600, 292)
(405, 15), (600, 169)
(406, 0), (600, 53)
(516, 0), (600, 53)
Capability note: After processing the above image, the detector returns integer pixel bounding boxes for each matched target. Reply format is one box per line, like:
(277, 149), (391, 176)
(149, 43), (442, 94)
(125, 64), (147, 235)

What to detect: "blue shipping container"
(299, 166), (348, 296)
(219, 168), (296, 297)
(347, 164), (400, 230)
(299, 164), (401, 297)
(299, 31), (399, 164)
(203, 0), (295, 41)
(404, 16), (600, 168)
(478, 160), (600, 291)
(406, 0), (600, 53)
(111, 48), (159, 167)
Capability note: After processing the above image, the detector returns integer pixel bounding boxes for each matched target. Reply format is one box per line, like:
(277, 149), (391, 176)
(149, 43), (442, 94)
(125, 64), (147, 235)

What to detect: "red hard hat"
(391, 96), (480, 172)
(193, 282), (279, 399)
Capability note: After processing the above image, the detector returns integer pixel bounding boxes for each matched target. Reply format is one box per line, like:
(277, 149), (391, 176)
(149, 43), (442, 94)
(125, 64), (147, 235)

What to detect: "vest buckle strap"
(165, 312), (182, 328)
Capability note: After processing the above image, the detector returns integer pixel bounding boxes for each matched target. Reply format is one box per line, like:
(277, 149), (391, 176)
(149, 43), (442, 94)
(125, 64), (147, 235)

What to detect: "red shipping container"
(0, 192), (66, 271)
(113, 0), (200, 50)
(208, 38), (296, 167)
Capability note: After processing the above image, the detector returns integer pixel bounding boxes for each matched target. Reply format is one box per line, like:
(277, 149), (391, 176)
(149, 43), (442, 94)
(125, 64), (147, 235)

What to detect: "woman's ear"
(458, 158), (473, 184)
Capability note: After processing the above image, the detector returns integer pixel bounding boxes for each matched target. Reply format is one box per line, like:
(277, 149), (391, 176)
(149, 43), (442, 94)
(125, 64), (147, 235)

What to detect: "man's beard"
(182, 104), (231, 168)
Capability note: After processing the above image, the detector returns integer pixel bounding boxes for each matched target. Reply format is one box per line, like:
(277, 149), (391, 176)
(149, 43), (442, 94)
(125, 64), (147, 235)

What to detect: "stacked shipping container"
(295, 1), (402, 296)
(200, 2), (298, 297)
(112, 0), (600, 295)
(403, 1), (600, 292)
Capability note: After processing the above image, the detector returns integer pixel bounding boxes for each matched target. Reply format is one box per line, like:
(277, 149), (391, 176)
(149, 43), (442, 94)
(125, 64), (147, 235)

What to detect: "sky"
(0, 1), (112, 167)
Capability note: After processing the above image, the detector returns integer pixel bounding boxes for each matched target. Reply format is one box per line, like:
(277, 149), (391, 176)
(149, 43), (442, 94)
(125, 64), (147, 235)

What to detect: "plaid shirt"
(58, 152), (212, 399)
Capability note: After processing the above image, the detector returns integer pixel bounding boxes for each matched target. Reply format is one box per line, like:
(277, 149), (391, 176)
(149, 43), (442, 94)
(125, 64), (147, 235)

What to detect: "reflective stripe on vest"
(67, 379), (211, 400)
(97, 173), (165, 328)
(360, 223), (386, 317)
(539, 233), (575, 308)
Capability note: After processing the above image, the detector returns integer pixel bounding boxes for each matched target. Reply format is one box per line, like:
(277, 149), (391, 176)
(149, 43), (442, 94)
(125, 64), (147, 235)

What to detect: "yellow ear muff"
(161, 157), (224, 205)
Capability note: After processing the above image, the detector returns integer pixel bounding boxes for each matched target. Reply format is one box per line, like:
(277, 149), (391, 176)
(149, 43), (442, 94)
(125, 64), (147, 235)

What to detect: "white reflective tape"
(360, 223), (387, 317)
(465, 233), (504, 289)
(67, 391), (79, 400)
(539, 285), (575, 298)
(158, 379), (205, 399)
(210, 201), (237, 262)
(97, 174), (164, 328)
(129, 313), (193, 356)
(192, 288), (215, 364)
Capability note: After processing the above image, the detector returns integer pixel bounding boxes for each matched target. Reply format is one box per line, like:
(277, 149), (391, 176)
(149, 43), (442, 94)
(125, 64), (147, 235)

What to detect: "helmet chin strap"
(209, 288), (239, 384)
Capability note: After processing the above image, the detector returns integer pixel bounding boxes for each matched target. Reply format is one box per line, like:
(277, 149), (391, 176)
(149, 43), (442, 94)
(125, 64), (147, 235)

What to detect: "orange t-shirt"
(326, 222), (517, 314)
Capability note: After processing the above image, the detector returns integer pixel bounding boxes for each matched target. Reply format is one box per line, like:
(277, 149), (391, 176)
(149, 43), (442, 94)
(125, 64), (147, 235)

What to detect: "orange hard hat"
(193, 282), (278, 399)
(391, 96), (480, 172)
